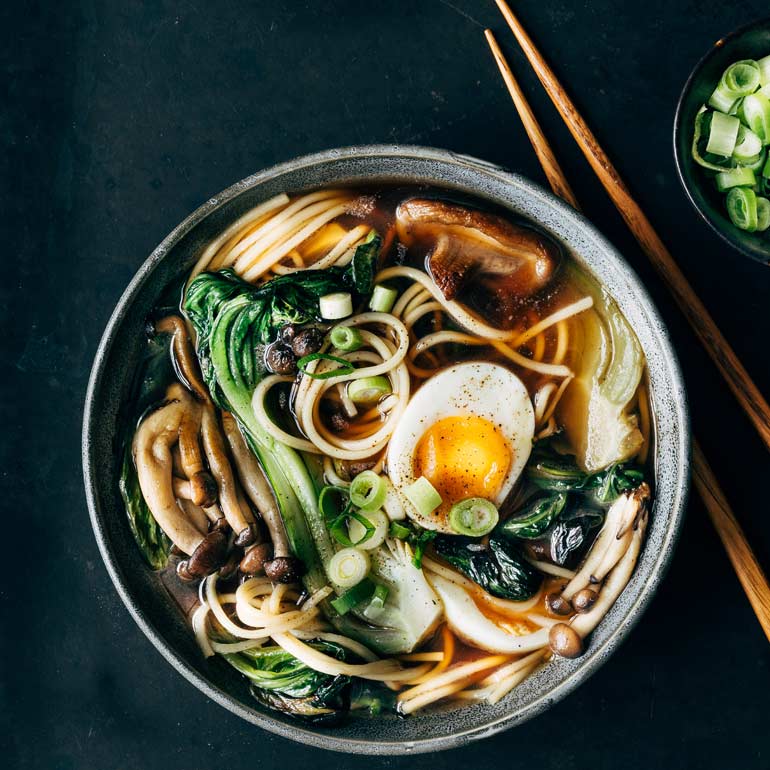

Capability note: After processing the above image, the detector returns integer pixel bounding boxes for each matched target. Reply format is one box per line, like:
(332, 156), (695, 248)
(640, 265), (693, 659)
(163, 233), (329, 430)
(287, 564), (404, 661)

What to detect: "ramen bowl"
(82, 145), (689, 754)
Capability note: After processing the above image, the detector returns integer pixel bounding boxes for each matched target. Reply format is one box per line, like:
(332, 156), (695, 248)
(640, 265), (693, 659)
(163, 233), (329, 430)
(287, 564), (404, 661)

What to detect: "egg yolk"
(413, 415), (511, 506)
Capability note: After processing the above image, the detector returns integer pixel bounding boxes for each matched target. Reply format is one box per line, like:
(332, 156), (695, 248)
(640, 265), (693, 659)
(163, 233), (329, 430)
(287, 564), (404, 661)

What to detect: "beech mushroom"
(222, 413), (304, 583)
(572, 588), (599, 613)
(200, 405), (257, 547)
(546, 592), (573, 616)
(154, 315), (257, 546)
(395, 199), (560, 325)
(154, 315), (209, 401)
(548, 622), (583, 658)
(132, 387), (227, 578)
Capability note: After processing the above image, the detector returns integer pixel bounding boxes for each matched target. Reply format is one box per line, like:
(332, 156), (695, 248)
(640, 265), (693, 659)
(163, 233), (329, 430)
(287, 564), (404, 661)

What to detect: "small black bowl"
(673, 17), (770, 266)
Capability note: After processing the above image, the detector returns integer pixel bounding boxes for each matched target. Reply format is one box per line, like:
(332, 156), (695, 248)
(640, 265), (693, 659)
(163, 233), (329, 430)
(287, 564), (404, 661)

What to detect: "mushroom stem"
(201, 405), (254, 545)
(562, 486), (646, 601)
(177, 400), (217, 507)
(571, 506), (649, 637)
(132, 397), (208, 556)
(178, 497), (211, 534)
(154, 315), (210, 402)
(222, 413), (303, 582)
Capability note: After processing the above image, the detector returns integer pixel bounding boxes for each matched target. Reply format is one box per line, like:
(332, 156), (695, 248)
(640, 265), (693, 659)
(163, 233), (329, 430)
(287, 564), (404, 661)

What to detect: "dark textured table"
(4, 1), (770, 768)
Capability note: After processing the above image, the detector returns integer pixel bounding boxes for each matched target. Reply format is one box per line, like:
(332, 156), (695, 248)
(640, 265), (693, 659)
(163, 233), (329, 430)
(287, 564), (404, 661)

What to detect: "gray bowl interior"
(673, 18), (770, 265)
(83, 145), (690, 755)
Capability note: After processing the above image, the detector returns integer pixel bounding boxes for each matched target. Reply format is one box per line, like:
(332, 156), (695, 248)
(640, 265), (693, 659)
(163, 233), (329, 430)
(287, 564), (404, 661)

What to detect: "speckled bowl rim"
(83, 145), (690, 755)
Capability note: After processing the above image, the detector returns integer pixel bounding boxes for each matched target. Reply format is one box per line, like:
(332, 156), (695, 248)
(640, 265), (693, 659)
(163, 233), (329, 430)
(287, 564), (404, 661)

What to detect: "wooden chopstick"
(484, 30), (579, 208)
(493, 0), (770, 453)
(484, 29), (770, 643)
(693, 447), (770, 638)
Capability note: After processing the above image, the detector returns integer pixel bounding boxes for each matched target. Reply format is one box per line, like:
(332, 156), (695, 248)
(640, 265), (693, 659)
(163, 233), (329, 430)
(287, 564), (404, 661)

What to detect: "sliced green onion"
(319, 485), (349, 519)
(346, 375), (392, 404)
(726, 186), (759, 231)
(368, 284), (398, 313)
(330, 577), (375, 615)
(319, 292), (353, 320)
(328, 547), (370, 588)
(297, 352), (354, 379)
(758, 54), (770, 86)
(733, 125), (764, 162)
(363, 583), (389, 621)
(739, 93), (770, 144)
(388, 520), (411, 539)
(692, 111), (737, 171)
(715, 166), (757, 192)
(744, 147), (767, 172)
(724, 59), (761, 96)
(756, 196), (770, 231)
(763, 155), (770, 179)
(404, 477), (442, 517)
(706, 111), (740, 157)
(348, 509), (389, 550)
(448, 498), (500, 536)
(349, 470), (387, 511)
(708, 85), (740, 114)
(329, 325), (363, 352)
(761, 84), (770, 100)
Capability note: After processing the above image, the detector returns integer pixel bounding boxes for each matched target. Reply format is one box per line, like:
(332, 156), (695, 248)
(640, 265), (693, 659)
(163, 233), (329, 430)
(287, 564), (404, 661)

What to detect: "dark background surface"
(3, 1), (770, 768)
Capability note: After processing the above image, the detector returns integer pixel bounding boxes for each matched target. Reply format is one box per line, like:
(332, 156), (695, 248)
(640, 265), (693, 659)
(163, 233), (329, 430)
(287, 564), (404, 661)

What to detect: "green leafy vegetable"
(184, 259), (440, 655)
(350, 230), (381, 294)
(527, 443), (644, 502)
(224, 641), (351, 724)
(117, 330), (177, 570)
(503, 442), (642, 566)
(387, 518), (436, 569)
(119, 443), (171, 570)
(500, 493), (568, 540)
(432, 535), (541, 601)
(318, 485), (375, 547)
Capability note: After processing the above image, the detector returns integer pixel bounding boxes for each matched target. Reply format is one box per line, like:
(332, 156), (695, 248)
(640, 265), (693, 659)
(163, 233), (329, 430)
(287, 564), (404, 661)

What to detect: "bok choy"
(183, 252), (440, 654)
(223, 641), (351, 724)
(556, 266), (644, 472)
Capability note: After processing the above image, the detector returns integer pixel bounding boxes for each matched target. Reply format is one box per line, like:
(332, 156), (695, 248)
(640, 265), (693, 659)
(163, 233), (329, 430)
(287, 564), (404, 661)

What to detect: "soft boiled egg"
(387, 362), (535, 533)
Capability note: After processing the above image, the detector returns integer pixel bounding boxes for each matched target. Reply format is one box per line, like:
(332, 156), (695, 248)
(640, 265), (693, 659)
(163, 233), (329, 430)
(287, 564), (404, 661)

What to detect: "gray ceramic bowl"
(673, 17), (770, 265)
(83, 145), (690, 755)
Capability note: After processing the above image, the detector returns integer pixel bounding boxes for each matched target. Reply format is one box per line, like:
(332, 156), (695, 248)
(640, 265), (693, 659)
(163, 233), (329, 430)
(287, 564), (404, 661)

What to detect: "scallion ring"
(726, 186), (759, 231)
(329, 325), (363, 352)
(347, 375), (392, 404)
(733, 125), (763, 163)
(328, 547), (370, 589)
(715, 166), (757, 192)
(404, 477), (442, 517)
(723, 59), (762, 96)
(348, 509), (389, 550)
(739, 92), (770, 143)
(349, 470), (387, 511)
(756, 196), (770, 231)
(705, 111), (741, 158)
(368, 284), (398, 313)
(448, 497), (500, 536)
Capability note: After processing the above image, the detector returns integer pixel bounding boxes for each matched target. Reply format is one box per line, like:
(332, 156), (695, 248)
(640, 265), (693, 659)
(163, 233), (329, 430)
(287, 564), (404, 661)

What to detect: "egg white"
(386, 362), (535, 532)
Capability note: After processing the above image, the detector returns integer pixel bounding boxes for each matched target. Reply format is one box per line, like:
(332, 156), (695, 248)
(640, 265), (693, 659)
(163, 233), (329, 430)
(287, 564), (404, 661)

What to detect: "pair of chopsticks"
(485, 0), (770, 641)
